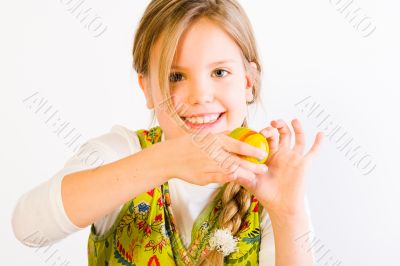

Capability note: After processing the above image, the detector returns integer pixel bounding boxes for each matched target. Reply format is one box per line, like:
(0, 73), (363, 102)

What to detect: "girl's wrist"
(268, 207), (309, 224)
(262, 201), (308, 222)
(151, 139), (179, 182)
(267, 205), (314, 266)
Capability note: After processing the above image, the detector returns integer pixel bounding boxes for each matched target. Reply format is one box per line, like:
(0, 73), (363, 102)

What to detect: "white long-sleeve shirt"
(12, 124), (315, 265)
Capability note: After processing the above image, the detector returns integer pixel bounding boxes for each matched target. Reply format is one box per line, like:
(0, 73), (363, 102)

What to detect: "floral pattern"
(87, 126), (263, 265)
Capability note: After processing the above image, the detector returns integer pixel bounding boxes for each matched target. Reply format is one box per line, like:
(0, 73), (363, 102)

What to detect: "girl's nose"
(187, 78), (214, 105)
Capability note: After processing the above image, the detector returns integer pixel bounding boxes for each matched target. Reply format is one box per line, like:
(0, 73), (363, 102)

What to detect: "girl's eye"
(169, 72), (184, 82)
(213, 69), (229, 78)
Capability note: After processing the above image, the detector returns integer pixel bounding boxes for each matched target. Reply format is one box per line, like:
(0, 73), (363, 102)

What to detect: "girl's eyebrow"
(171, 59), (238, 70)
(207, 59), (238, 67)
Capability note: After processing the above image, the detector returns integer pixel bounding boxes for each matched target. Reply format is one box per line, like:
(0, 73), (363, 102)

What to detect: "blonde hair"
(133, 0), (263, 265)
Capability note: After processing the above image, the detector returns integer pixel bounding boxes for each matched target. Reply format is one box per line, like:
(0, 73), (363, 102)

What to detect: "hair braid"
(197, 182), (252, 266)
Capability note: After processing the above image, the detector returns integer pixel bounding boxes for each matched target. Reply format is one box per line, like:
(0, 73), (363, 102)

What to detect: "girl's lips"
(183, 112), (225, 129)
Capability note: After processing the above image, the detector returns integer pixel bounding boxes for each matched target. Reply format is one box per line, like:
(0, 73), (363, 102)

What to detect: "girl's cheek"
(218, 78), (244, 93)
(170, 89), (187, 108)
(169, 82), (186, 93)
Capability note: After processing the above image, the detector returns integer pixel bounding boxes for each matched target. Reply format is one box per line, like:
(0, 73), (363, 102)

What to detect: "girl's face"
(139, 17), (255, 140)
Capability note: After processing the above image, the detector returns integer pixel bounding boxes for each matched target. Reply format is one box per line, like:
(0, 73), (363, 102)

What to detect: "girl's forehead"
(174, 18), (243, 65)
(150, 18), (243, 69)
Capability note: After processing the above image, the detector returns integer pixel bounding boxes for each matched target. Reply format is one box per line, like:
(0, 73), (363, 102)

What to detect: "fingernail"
(259, 151), (268, 161)
(261, 165), (268, 173)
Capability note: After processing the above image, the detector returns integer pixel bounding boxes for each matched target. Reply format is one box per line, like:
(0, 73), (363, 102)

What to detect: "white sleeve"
(11, 125), (140, 247)
(258, 195), (316, 265)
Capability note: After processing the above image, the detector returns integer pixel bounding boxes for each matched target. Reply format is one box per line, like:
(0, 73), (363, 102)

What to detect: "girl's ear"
(245, 62), (258, 102)
(138, 73), (155, 109)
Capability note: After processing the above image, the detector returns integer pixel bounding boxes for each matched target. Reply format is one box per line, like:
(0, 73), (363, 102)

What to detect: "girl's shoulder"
(108, 124), (142, 154)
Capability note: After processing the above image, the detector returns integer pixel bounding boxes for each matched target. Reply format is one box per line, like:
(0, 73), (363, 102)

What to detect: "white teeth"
(185, 114), (220, 124)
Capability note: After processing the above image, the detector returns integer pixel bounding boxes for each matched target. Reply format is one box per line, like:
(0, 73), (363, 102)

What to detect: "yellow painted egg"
(229, 127), (269, 164)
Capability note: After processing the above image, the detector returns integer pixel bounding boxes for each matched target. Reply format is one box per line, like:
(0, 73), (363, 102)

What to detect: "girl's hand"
(163, 130), (269, 186)
(235, 118), (324, 216)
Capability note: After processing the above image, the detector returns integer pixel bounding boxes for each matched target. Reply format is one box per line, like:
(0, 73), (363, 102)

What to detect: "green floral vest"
(88, 126), (263, 265)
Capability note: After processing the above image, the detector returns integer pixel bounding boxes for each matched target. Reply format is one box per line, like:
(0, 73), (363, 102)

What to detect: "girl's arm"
(268, 206), (315, 266)
(233, 118), (323, 266)
(12, 127), (142, 246)
(12, 128), (170, 246)
(62, 140), (172, 228)
(258, 196), (316, 265)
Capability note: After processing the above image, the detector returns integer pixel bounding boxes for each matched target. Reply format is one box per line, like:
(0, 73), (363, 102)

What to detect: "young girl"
(12, 0), (323, 265)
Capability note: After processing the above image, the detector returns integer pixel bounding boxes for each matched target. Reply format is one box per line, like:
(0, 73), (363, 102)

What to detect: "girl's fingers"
(214, 151), (268, 176)
(291, 119), (306, 154)
(220, 154), (260, 184)
(260, 126), (279, 155)
(236, 167), (257, 182)
(305, 132), (324, 159)
(210, 172), (237, 184)
(233, 167), (257, 189)
(220, 134), (268, 162)
(271, 119), (292, 148)
(216, 158), (257, 185)
(234, 156), (268, 175)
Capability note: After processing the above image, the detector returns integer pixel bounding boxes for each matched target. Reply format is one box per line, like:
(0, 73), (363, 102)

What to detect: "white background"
(1, 0), (399, 265)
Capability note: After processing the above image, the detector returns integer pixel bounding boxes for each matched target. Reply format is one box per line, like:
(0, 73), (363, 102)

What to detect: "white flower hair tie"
(208, 228), (239, 257)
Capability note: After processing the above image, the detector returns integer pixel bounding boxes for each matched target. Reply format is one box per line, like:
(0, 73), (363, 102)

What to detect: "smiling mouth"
(180, 112), (225, 128)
